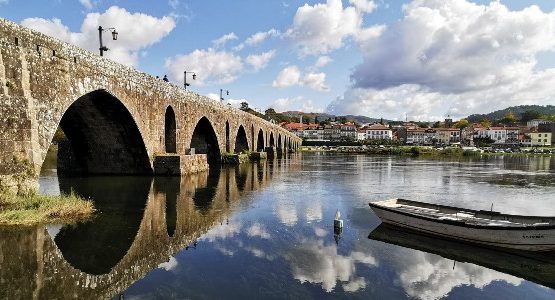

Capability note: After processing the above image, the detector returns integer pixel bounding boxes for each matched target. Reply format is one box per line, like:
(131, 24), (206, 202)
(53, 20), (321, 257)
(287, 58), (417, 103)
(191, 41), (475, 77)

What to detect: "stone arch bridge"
(0, 18), (301, 191)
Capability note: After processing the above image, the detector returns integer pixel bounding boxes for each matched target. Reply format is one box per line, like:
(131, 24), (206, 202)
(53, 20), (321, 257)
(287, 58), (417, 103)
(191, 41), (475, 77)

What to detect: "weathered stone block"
(153, 155), (181, 176)
(249, 152), (267, 161)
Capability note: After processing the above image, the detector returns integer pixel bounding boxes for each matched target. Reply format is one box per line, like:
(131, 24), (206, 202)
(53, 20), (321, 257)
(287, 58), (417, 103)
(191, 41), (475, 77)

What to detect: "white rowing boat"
(369, 199), (555, 251)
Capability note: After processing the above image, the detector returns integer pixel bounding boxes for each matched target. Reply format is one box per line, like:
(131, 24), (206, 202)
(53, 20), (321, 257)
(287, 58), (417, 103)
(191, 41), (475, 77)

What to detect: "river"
(1, 153), (554, 299)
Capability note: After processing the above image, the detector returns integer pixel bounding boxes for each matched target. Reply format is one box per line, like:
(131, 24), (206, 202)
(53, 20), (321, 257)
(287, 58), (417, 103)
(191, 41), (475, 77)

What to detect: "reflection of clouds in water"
(244, 246), (276, 261)
(276, 204), (298, 226)
(246, 223), (271, 239)
(46, 224), (63, 239)
(284, 239), (377, 292)
(314, 227), (327, 237)
(395, 251), (522, 300)
(158, 256), (178, 272)
(343, 277), (367, 292)
(214, 245), (235, 256)
(305, 200), (323, 222)
(200, 223), (241, 242)
(275, 195), (325, 226)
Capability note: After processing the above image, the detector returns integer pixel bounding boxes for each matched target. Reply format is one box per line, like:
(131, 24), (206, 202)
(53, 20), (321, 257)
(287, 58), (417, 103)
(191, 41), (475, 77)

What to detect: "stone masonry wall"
(0, 18), (301, 186)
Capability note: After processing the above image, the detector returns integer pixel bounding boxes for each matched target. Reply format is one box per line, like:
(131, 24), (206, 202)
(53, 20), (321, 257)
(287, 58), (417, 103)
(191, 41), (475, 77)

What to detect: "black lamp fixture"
(220, 89), (229, 102)
(98, 26), (118, 56)
(184, 71), (196, 90)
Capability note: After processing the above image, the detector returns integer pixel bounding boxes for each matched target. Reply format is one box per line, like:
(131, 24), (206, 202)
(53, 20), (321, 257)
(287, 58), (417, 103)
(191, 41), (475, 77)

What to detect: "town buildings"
(281, 117), (554, 147)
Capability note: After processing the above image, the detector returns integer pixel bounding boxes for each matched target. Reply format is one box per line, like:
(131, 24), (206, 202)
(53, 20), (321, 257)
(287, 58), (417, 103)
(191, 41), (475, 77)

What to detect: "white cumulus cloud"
(79, 0), (93, 10)
(165, 48), (243, 85)
(212, 32), (238, 48)
(272, 66), (302, 88)
(328, 0), (555, 120)
(246, 50), (276, 71)
(286, 0), (382, 56)
(21, 6), (175, 67)
(272, 66), (329, 92)
(271, 96), (324, 113)
(314, 56), (333, 68)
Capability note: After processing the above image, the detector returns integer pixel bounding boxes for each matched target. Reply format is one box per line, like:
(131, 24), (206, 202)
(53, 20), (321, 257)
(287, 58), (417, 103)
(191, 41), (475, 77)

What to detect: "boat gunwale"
(369, 199), (555, 230)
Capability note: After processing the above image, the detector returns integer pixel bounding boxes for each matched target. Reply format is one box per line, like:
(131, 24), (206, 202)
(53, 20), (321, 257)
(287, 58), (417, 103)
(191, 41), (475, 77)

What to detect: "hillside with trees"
(467, 105), (555, 124)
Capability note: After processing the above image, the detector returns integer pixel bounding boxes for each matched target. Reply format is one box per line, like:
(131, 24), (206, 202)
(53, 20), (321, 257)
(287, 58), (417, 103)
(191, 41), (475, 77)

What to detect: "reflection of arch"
(225, 121), (230, 153)
(154, 177), (181, 237)
(165, 106), (177, 153)
(56, 89), (152, 175)
(193, 167), (221, 214)
(257, 129), (265, 151)
(235, 164), (248, 191)
(269, 132), (275, 147)
(190, 117), (221, 163)
(55, 176), (152, 275)
(251, 124), (255, 151)
(234, 125), (249, 153)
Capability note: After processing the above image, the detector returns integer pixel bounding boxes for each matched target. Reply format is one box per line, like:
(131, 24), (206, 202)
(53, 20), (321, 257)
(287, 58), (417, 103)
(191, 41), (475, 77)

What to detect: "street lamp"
(98, 26), (118, 56)
(220, 89), (229, 102)
(184, 71), (196, 90)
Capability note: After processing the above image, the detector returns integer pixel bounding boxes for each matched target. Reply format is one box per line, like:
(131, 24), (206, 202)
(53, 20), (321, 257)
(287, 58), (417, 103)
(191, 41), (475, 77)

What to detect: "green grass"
(0, 190), (94, 226)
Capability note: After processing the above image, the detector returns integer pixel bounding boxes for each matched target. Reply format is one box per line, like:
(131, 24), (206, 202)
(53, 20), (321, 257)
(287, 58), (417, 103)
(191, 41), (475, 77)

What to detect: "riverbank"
(301, 145), (555, 157)
(0, 190), (94, 226)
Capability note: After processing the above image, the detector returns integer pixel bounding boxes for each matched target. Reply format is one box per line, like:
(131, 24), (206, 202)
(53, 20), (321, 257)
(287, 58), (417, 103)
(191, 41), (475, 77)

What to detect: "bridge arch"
(269, 132), (275, 147)
(278, 134), (282, 149)
(54, 89), (152, 175)
(190, 117), (221, 163)
(165, 106), (177, 153)
(257, 129), (265, 151)
(234, 125), (249, 153)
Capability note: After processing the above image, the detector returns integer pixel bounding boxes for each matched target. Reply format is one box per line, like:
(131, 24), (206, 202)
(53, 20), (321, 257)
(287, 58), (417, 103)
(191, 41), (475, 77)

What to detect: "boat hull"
(370, 205), (555, 251)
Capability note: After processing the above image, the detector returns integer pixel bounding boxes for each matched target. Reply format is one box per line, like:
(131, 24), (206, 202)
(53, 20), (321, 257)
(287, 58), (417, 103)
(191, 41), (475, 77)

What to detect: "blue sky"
(1, 0), (555, 120)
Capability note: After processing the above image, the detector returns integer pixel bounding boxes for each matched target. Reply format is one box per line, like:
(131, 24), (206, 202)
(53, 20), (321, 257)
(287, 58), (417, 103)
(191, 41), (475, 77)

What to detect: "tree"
(416, 122), (429, 128)
(500, 111), (517, 125)
(480, 118), (492, 128)
(314, 116), (319, 124)
(454, 119), (469, 129)
(265, 108), (276, 115)
(520, 110), (542, 123)
(240, 102), (249, 111)
(432, 121), (443, 128)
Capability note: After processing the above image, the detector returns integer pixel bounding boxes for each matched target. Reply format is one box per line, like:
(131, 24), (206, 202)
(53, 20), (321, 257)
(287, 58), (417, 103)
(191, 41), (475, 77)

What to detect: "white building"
(365, 124), (393, 140)
(473, 126), (520, 145)
(357, 129), (366, 141)
(527, 119), (552, 129)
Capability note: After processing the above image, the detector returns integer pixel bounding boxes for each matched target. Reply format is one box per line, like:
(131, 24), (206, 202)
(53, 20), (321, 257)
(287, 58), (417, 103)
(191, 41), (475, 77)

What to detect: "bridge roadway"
(0, 18), (301, 192)
(0, 160), (299, 299)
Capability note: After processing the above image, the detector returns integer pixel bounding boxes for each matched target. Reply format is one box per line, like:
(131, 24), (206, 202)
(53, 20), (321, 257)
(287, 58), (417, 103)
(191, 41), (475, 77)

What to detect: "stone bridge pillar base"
(221, 153), (249, 164)
(153, 154), (209, 175)
(249, 152), (267, 161)
(265, 147), (276, 158)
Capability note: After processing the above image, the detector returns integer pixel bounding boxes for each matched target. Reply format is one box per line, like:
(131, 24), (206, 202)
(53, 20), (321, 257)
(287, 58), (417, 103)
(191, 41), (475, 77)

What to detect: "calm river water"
(1, 153), (555, 299)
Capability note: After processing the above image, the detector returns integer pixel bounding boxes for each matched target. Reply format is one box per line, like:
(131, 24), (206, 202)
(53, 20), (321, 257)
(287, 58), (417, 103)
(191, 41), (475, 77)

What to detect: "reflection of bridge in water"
(0, 158), (297, 299)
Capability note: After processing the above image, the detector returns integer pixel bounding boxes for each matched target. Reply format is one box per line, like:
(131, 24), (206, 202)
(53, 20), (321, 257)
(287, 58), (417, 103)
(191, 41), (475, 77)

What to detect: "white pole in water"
(334, 209), (343, 229)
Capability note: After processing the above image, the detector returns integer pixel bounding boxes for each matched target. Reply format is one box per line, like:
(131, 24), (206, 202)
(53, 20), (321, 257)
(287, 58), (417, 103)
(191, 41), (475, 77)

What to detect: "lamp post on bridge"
(220, 89), (229, 102)
(98, 26), (118, 56)
(184, 71), (196, 90)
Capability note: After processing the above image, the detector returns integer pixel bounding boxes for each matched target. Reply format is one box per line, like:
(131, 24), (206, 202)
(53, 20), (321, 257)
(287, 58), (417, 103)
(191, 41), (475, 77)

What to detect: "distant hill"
(281, 111), (388, 124)
(467, 105), (555, 123)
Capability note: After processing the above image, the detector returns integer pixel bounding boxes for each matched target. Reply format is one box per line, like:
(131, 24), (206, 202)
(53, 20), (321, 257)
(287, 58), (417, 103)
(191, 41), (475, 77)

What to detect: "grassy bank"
(0, 190), (94, 226)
